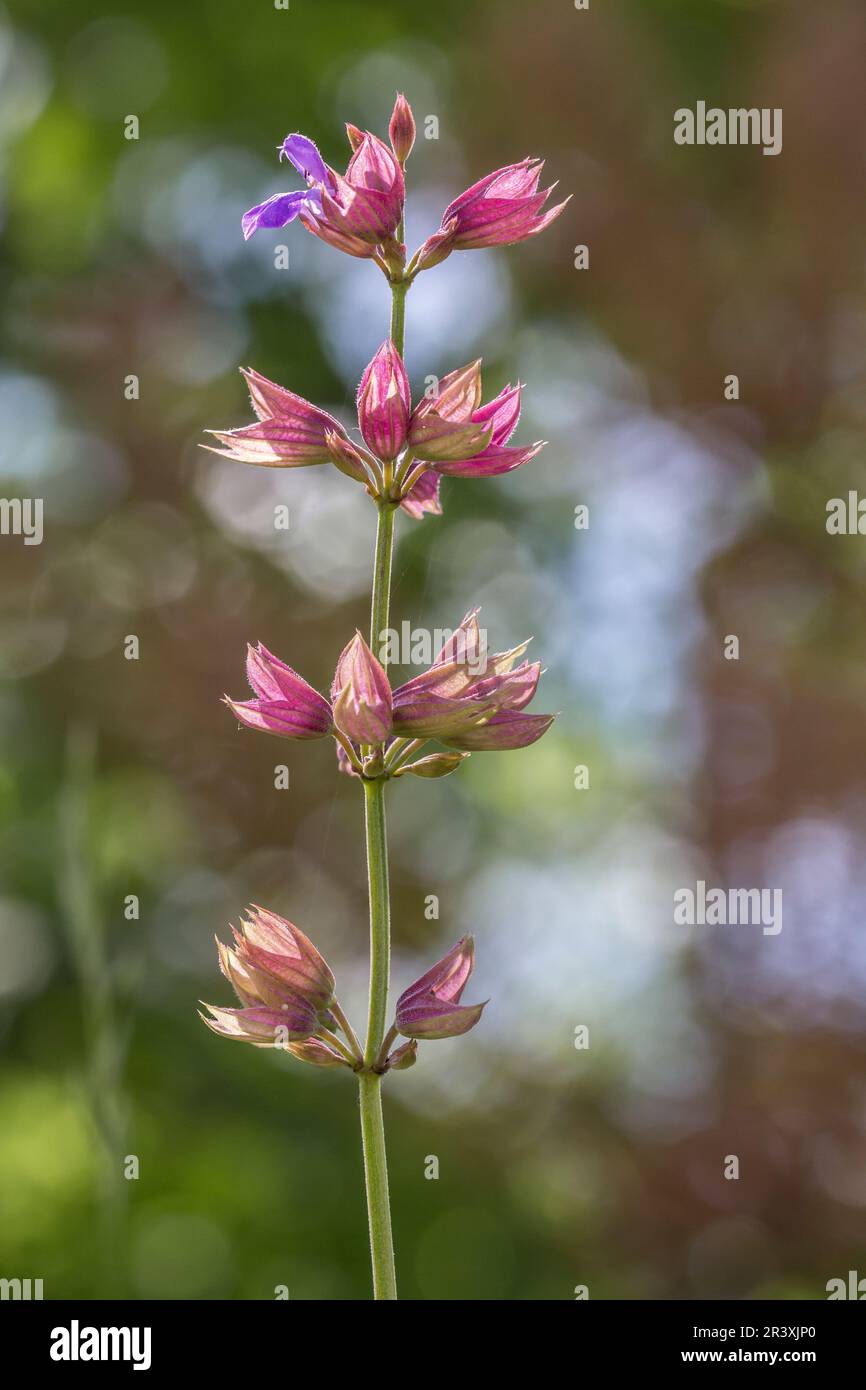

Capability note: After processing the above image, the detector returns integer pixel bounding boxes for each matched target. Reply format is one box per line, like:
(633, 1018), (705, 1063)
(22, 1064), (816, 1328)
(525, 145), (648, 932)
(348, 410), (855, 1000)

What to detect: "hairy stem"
(369, 502), (395, 663)
(363, 776), (391, 1064)
(358, 1070), (397, 1299)
(359, 773), (396, 1298)
(389, 280), (407, 357)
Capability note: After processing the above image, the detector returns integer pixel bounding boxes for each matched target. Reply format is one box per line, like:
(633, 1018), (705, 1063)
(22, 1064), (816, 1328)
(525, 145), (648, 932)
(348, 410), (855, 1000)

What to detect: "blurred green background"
(2, 0), (866, 1300)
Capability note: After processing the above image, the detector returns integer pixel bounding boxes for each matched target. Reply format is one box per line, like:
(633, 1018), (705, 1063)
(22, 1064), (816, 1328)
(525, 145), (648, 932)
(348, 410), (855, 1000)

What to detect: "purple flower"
(395, 936), (485, 1040)
(204, 345), (542, 515)
(413, 158), (570, 271)
(200, 904), (337, 1047)
(243, 130), (405, 256)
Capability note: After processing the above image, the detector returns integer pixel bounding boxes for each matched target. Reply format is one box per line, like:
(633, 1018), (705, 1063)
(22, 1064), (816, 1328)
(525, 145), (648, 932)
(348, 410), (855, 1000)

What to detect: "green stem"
(359, 774), (397, 1298)
(355, 259), (407, 1302)
(363, 777), (391, 1065)
(358, 1071), (397, 1299)
(369, 502), (395, 663)
(389, 281), (407, 357)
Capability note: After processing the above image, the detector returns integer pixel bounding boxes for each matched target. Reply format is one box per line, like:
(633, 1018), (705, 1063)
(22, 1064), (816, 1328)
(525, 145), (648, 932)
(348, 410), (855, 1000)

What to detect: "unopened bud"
(388, 93), (416, 165)
(387, 1039), (418, 1071)
(394, 751), (469, 779)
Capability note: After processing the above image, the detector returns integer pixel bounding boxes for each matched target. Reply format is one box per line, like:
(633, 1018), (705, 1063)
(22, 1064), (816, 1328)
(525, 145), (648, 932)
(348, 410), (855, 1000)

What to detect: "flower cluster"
(224, 608), (553, 778)
(241, 93), (568, 280)
(205, 341), (544, 520)
(202, 907), (484, 1067)
(201, 906), (340, 1057)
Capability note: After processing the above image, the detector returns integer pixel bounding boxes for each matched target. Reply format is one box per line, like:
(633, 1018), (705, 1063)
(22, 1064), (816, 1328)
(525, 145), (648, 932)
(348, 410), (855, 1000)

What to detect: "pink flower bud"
(225, 643), (332, 741)
(319, 133), (405, 244)
(233, 905), (336, 1010)
(201, 906), (338, 1050)
(325, 430), (372, 484)
(287, 1037), (352, 1068)
(443, 709), (555, 751)
(205, 368), (352, 469)
(396, 936), (485, 1040)
(408, 363), (544, 479)
(388, 93), (416, 164)
(386, 1039), (418, 1071)
(411, 219), (458, 274)
(393, 750), (469, 779)
(331, 632), (393, 745)
(429, 158), (570, 254)
(390, 609), (553, 753)
(356, 341), (411, 461)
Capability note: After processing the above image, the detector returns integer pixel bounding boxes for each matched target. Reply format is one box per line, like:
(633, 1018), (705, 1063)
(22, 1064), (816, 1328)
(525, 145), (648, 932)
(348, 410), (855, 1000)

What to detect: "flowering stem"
(355, 263), (409, 1302)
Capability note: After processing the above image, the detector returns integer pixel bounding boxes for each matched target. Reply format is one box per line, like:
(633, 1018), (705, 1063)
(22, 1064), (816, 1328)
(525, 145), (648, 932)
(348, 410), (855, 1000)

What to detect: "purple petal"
(241, 188), (322, 240)
(279, 133), (331, 187)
